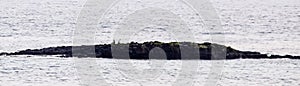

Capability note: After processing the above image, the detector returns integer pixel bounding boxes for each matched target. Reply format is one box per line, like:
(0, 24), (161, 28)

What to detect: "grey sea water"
(0, 56), (300, 86)
(0, 0), (299, 86)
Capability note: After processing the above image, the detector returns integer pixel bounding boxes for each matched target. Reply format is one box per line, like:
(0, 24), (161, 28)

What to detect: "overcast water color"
(0, 0), (299, 86)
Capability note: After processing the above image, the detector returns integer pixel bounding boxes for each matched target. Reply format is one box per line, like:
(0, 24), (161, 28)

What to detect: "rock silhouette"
(1, 41), (299, 60)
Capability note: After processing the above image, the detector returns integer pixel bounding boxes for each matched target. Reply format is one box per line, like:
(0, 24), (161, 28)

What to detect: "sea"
(0, 0), (299, 86)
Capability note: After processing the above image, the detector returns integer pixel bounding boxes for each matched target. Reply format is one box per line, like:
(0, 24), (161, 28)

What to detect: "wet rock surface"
(1, 41), (299, 60)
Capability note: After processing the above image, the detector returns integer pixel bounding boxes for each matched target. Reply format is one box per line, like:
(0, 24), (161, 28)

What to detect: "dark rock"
(1, 41), (299, 60)
(0, 52), (8, 56)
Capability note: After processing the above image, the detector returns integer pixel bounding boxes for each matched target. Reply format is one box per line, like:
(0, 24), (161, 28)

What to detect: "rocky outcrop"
(1, 41), (299, 60)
